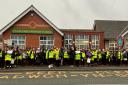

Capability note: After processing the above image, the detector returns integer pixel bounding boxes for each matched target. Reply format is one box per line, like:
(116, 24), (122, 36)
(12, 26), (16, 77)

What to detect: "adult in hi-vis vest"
(5, 47), (13, 68)
(46, 48), (55, 68)
(0, 49), (5, 69)
(63, 48), (69, 66)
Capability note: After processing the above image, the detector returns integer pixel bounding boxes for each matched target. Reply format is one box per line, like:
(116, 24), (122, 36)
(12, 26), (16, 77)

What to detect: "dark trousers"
(117, 59), (121, 65)
(48, 58), (55, 65)
(122, 60), (128, 65)
(0, 58), (4, 68)
(30, 59), (35, 65)
(55, 60), (60, 67)
(75, 60), (80, 67)
(18, 59), (22, 65)
(102, 58), (106, 65)
(69, 58), (74, 65)
(63, 58), (69, 65)
(5, 60), (11, 67)
(80, 59), (85, 66)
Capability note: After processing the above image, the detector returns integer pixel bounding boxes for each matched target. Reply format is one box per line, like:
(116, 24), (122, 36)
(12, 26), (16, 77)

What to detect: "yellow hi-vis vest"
(75, 53), (81, 60)
(55, 50), (59, 60)
(27, 50), (31, 57)
(81, 52), (86, 59)
(5, 54), (11, 61)
(0, 51), (2, 58)
(48, 51), (54, 59)
(106, 51), (110, 59)
(98, 52), (102, 59)
(30, 51), (34, 59)
(93, 51), (98, 59)
(18, 55), (22, 60)
(117, 51), (123, 60)
(46, 51), (49, 59)
(91, 51), (94, 61)
(64, 51), (69, 59)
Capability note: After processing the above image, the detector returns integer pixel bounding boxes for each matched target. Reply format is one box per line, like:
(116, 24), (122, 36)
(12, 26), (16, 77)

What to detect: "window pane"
(65, 40), (68, 44)
(19, 41), (24, 44)
(11, 35), (25, 49)
(64, 34), (73, 48)
(40, 36), (53, 49)
(91, 35), (100, 49)
(75, 35), (89, 49)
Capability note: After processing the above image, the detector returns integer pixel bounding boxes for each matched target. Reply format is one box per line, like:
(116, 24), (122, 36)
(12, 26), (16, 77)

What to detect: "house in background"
(94, 20), (128, 50)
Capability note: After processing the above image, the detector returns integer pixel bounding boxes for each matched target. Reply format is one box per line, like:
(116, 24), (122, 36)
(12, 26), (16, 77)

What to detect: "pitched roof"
(94, 20), (128, 39)
(0, 5), (64, 36)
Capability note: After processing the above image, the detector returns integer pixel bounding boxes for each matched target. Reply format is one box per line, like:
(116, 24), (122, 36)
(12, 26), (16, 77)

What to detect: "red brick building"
(0, 5), (104, 50)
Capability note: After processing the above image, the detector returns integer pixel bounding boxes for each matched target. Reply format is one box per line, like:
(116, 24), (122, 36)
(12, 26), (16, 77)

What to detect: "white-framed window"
(11, 35), (25, 49)
(75, 35), (89, 50)
(64, 34), (73, 48)
(109, 40), (117, 50)
(91, 35), (100, 49)
(40, 35), (54, 50)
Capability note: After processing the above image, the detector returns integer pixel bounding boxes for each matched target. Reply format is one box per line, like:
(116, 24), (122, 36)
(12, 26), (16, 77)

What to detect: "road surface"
(0, 70), (128, 85)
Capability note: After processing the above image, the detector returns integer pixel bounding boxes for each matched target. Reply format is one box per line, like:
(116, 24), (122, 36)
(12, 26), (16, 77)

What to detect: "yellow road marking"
(70, 75), (78, 76)
(0, 73), (22, 75)
(70, 72), (93, 74)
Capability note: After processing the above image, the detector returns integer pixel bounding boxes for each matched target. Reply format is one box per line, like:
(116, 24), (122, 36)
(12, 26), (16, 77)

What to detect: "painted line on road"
(70, 72), (93, 74)
(70, 75), (78, 77)
(0, 73), (22, 75)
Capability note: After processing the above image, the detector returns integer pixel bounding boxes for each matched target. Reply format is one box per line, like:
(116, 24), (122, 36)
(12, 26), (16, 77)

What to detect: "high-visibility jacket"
(18, 55), (22, 60)
(27, 50), (31, 57)
(30, 51), (35, 59)
(46, 51), (49, 59)
(64, 51), (69, 59)
(81, 52), (86, 59)
(98, 52), (102, 59)
(5, 54), (11, 61)
(46, 50), (54, 59)
(91, 51), (94, 61)
(117, 51), (123, 60)
(55, 50), (60, 60)
(91, 51), (97, 61)
(75, 53), (81, 60)
(0, 51), (2, 58)
(93, 50), (98, 59)
(106, 51), (110, 59)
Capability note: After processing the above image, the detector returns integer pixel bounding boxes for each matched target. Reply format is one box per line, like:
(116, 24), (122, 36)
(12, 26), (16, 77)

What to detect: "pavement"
(1, 65), (128, 72)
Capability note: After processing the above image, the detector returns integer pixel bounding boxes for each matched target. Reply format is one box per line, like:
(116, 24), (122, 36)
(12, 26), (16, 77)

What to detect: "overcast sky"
(0, 0), (128, 29)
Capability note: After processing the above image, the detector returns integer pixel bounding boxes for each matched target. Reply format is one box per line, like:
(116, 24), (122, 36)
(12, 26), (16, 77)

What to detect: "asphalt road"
(0, 70), (128, 85)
